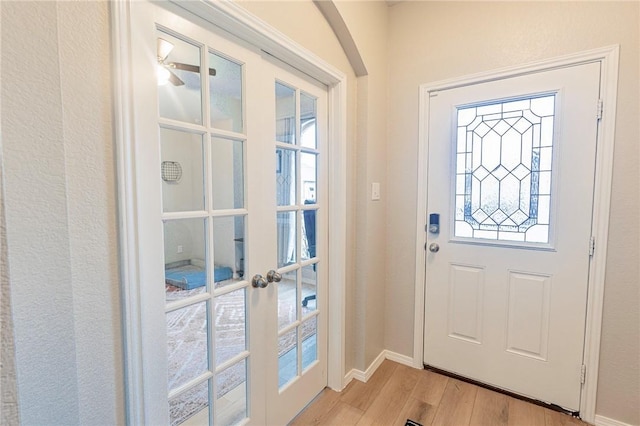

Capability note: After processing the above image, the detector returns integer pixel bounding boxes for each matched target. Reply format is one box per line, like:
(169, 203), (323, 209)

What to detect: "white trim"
(418, 46), (618, 94)
(343, 368), (357, 385)
(413, 45), (620, 425)
(413, 85), (430, 370)
(112, 0), (348, 421)
(594, 415), (635, 426)
(111, 2), (144, 424)
(384, 350), (416, 368)
(344, 350), (419, 386)
(173, 0), (344, 85)
(312, 0), (368, 77)
(580, 45), (620, 424)
(327, 80), (348, 392)
(344, 351), (385, 384)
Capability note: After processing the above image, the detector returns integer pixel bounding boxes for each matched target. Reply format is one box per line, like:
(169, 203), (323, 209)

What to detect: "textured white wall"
(1, 1), (123, 424)
(58, 3), (123, 423)
(386, 2), (639, 424)
(1, 167), (20, 425)
(2, 3), (80, 423)
(0, 3), (20, 423)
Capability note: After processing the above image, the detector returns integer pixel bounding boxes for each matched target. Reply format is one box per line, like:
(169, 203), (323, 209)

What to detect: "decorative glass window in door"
(454, 95), (556, 243)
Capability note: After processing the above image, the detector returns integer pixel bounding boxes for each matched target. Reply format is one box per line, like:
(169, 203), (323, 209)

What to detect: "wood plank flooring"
(290, 360), (589, 426)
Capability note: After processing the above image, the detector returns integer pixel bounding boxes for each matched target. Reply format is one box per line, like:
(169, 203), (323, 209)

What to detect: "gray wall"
(334, 0), (390, 372)
(385, 2), (639, 424)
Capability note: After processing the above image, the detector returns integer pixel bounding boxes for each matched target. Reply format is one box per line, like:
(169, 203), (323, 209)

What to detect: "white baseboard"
(343, 368), (356, 385)
(595, 415), (636, 426)
(354, 350), (386, 383)
(384, 350), (416, 368)
(342, 350), (419, 387)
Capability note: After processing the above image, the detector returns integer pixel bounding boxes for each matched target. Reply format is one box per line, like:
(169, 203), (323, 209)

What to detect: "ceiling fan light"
(157, 65), (171, 86)
(157, 37), (174, 62)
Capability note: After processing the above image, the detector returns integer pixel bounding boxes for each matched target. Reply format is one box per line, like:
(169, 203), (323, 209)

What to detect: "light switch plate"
(372, 182), (381, 201)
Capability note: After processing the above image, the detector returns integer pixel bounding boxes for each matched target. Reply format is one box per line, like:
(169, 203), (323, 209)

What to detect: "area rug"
(166, 282), (315, 425)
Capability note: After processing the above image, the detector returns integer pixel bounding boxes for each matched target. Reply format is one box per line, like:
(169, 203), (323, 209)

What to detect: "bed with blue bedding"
(165, 262), (233, 290)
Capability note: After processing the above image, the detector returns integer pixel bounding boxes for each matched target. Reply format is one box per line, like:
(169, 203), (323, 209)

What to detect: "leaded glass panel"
(454, 95), (555, 243)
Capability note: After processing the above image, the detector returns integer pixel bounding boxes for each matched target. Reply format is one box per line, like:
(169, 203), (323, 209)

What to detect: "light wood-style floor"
(290, 360), (590, 426)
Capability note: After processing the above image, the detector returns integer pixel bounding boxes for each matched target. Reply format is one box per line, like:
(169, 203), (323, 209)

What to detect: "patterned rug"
(166, 282), (315, 425)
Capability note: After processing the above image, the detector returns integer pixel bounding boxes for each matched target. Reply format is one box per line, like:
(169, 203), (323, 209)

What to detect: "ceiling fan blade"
(157, 38), (174, 62)
(169, 62), (217, 76)
(170, 62), (199, 73)
(168, 70), (184, 86)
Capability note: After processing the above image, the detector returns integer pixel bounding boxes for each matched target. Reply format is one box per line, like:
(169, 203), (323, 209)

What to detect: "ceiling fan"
(157, 38), (216, 86)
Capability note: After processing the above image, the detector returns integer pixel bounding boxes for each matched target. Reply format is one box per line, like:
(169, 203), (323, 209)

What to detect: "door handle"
(266, 270), (282, 283)
(429, 243), (440, 253)
(251, 274), (269, 288)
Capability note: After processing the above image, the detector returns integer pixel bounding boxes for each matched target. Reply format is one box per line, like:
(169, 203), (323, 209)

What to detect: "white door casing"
(413, 46), (619, 422)
(112, 0), (348, 424)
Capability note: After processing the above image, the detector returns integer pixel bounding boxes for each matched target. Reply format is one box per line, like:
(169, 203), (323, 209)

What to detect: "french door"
(129, 1), (328, 424)
(423, 62), (601, 411)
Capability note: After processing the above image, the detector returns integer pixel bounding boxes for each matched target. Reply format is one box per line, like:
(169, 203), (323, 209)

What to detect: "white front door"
(129, 2), (327, 424)
(423, 62), (601, 411)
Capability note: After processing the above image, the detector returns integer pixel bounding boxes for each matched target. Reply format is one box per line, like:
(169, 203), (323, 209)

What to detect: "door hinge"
(597, 99), (603, 120)
(580, 364), (587, 384)
(589, 236), (596, 257)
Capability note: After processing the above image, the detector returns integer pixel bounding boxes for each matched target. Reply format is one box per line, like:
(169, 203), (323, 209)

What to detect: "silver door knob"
(266, 270), (282, 283)
(251, 274), (268, 288)
(429, 243), (440, 253)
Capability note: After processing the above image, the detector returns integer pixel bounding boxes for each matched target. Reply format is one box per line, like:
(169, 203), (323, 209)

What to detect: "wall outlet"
(177, 245), (183, 254)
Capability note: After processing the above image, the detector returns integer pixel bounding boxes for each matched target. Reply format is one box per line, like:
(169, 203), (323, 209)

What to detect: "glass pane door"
(130, 3), (328, 424)
(266, 64), (328, 425)
(275, 82), (320, 388)
(157, 27), (249, 425)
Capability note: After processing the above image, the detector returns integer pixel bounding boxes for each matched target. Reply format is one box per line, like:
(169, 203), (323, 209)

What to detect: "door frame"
(412, 45), (619, 423)
(111, 1), (348, 424)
